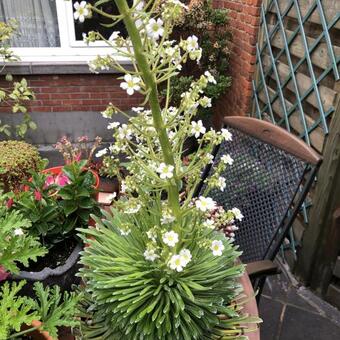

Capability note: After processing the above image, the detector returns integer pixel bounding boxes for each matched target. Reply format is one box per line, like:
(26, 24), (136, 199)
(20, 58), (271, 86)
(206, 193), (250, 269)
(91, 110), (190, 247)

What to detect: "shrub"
(168, 0), (232, 119)
(0, 20), (36, 138)
(0, 140), (43, 191)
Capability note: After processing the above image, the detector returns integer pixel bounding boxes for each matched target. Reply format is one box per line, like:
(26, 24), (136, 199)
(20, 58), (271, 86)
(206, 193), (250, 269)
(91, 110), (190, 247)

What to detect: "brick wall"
(214, 0), (261, 117)
(0, 0), (261, 117)
(0, 74), (142, 113)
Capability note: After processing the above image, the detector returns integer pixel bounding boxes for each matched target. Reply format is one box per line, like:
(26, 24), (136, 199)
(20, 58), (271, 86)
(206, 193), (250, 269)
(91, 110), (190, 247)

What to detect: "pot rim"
(11, 242), (82, 281)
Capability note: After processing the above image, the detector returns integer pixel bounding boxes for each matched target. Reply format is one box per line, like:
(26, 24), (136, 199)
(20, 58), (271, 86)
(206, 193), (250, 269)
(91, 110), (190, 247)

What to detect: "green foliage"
(0, 201), (47, 274)
(11, 161), (99, 244)
(0, 281), (37, 339)
(58, 160), (100, 234)
(169, 0), (232, 115)
(0, 280), (80, 340)
(31, 282), (80, 339)
(0, 20), (36, 138)
(77, 206), (256, 340)
(0, 140), (44, 191)
(14, 172), (64, 241)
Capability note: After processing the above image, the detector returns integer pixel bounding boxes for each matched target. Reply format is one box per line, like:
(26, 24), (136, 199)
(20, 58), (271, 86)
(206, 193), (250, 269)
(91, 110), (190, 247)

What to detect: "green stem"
(114, 0), (181, 217)
(10, 326), (39, 339)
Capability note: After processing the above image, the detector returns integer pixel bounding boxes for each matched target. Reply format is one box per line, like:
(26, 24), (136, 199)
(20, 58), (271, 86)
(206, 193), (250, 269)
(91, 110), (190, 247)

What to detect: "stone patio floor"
(259, 260), (340, 339)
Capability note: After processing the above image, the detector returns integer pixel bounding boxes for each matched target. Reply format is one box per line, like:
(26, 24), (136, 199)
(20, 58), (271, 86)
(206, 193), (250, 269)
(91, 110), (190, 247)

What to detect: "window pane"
(0, 0), (60, 47)
(72, 0), (132, 41)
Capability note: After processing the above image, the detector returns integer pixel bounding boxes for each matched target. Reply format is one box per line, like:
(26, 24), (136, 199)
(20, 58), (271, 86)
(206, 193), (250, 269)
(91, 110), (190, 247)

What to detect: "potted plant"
(0, 200), (79, 339)
(0, 141), (44, 192)
(0, 280), (79, 339)
(76, 0), (260, 338)
(52, 135), (101, 195)
(6, 160), (100, 293)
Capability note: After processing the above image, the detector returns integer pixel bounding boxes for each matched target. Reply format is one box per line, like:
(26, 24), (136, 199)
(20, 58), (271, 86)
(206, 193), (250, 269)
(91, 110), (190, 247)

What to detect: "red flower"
(34, 190), (42, 201)
(0, 266), (9, 281)
(55, 173), (70, 187)
(6, 198), (14, 209)
(44, 175), (55, 188)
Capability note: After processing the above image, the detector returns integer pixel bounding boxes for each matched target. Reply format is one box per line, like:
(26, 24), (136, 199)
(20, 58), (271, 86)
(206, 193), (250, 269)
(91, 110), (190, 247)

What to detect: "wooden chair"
(197, 116), (322, 301)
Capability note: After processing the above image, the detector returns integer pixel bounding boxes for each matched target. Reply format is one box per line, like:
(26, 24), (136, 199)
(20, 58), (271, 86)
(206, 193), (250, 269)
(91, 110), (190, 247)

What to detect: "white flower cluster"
(168, 249), (192, 272)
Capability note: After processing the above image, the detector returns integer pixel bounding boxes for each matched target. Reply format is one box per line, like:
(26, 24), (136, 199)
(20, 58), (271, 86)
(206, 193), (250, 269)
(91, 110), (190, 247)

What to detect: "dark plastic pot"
(10, 242), (82, 296)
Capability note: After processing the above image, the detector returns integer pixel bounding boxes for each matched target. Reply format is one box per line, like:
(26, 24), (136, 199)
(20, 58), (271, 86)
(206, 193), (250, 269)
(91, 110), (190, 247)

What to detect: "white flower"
(168, 254), (186, 272)
(73, 1), (89, 23)
(14, 228), (24, 236)
(203, 219), (215, 229)
(221, 154), (234, 165)
(204, 71), (217, 84)
(191, 120), (206, 138)
(144, 248), (159, 262)
(199, 96), (212, 108)
(206, 153), (214, 164)
(217, 176), (226, 191)
(161, 213), (175, 225)
(157, 163), (174, 179)
(162, 230), (179, 247)
(211, 240), (225, 256)
(195, 196), (216, 212)
(109, 144), (120, 154)
(231, 208), (244, 221)
(126, 203), (141, 214)
(147, 229), (157, 242)
(186, 35), (199, 51)
(221, 128), (233, 141)
(146, 18), (164, 40)
(134, 0), (144, 11)
(118, 124), (133, 140)
(120, 74), (141, 95)
(179, 249), (192, 265)
(96, 148), (107, 158)
(107, 122), (121, 130)
(119, 229), (131, 236)
(121, 181), (127, 193)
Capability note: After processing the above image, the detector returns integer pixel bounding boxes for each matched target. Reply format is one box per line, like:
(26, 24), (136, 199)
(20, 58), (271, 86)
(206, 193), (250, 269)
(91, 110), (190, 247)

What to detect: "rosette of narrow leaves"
(77, 207), (257, 340)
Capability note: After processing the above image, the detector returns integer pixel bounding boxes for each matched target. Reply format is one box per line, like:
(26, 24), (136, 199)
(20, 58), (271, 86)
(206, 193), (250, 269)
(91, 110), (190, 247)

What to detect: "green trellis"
(249, 0), (339, 261)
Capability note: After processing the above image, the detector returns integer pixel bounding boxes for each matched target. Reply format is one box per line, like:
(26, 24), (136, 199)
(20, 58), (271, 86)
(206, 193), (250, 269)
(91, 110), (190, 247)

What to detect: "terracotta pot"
(21, 320), (53, 340)
(239, 271), (260, 340)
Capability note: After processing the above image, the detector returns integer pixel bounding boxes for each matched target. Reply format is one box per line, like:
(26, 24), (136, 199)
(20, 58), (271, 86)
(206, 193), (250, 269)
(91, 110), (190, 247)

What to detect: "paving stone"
(262, 273), (291, 301)
(258, 296), (284, 340)
(279, 305), (340, 340)
(285, 287), (320, 313)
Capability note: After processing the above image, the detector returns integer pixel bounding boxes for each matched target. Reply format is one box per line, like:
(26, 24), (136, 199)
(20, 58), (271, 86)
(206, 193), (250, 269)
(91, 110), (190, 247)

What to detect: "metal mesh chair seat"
(198, 117), (322, 274)
(207, 127), (306, 263)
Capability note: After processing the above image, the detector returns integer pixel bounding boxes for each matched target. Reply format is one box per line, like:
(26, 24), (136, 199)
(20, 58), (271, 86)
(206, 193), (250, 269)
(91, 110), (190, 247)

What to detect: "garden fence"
(249, 0), (340, 306)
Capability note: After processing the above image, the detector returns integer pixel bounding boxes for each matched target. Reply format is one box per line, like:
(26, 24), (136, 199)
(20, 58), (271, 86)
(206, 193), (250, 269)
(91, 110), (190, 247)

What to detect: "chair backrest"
(199, 117), (322, 263)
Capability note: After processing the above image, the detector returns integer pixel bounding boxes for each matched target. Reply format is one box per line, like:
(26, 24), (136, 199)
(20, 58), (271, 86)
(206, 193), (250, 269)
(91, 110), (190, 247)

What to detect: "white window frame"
(8, 0), (128, 64)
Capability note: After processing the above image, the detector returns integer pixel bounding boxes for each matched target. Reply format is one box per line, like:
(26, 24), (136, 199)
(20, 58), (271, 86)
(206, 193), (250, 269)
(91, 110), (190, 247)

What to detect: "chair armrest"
(246, 260), (281, 278)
